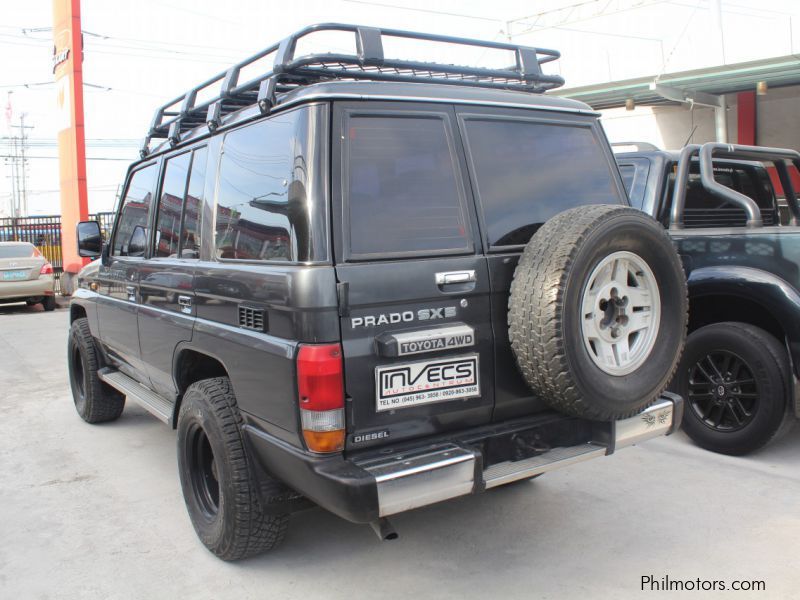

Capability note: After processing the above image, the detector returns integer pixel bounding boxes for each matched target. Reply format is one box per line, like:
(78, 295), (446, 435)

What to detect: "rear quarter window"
(616, 157), (651, 210)
(460, 117), (622, 247)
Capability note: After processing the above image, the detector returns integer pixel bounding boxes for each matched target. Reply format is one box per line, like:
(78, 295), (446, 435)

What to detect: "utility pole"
(10, 114), (33, 217)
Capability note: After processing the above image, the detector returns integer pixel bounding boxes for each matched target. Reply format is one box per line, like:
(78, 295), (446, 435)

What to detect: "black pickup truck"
(617, 142), (800, 455)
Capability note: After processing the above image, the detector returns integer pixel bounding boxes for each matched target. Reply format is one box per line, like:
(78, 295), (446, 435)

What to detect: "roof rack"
(140, 23), (565, 157)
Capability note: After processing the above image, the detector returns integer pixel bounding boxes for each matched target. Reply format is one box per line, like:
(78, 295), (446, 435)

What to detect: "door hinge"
(337, 281), (350, 317)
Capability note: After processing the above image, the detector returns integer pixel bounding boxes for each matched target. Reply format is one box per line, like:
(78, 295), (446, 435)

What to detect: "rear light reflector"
(40, 263), (53, 275)
(300, 407), (344, 431)
(297, 343), (345, 453)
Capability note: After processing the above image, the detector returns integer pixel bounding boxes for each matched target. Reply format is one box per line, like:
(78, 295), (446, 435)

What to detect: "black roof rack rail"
(140, 22), (565, 157)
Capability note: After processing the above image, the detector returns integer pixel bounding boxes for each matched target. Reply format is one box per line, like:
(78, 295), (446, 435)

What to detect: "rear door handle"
(178, 295), (193, 314)
(435, 270), (476, 285)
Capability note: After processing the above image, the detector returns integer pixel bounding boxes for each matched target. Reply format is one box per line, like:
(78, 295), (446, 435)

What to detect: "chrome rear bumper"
(356, 395), (682, 517)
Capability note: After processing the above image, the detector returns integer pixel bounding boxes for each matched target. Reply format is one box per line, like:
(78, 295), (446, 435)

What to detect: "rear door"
(138, 146), (208, 399)
(332, 102), (494, 450)
(454, 107), (627, 421)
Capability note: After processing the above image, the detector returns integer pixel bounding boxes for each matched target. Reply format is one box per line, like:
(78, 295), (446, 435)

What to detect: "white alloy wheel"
(580, 251), (661, 376)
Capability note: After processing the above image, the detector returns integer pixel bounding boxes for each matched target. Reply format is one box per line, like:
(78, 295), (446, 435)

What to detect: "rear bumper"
(0, 276), (54, 301)
(244, 393), (683, 523)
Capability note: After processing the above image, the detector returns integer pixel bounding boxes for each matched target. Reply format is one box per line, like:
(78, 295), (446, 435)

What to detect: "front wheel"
(177, 377), (289, 561)
(68, 317), (125, 423)
(673, 322), (791, 455)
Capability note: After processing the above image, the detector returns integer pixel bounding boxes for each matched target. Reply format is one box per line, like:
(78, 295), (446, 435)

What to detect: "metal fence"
(0, 212), (116, 294)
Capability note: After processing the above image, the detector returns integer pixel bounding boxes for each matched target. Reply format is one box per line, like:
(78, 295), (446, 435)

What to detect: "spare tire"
(508, 204), (687, 420)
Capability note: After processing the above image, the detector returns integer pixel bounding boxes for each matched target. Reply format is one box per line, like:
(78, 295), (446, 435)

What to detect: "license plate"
(375, 353), (480, 412)
(1, 270), (27, 281)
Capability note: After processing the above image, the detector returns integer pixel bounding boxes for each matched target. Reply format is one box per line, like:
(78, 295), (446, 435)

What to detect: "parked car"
(616, 142), (800, 455)
(0, 241), (56, 311)
(68, 24), (688, 561)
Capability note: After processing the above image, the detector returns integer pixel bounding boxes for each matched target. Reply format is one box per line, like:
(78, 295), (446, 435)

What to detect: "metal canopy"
(554, 55), (800, 110)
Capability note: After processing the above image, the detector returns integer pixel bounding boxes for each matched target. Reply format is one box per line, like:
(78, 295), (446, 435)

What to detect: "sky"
(2, 0), (800, 216)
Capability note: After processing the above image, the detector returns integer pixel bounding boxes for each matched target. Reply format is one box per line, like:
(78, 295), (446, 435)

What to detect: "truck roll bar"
(669, 142), (800, 230)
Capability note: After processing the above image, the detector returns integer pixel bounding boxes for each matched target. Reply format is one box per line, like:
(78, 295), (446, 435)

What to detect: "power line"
(341, 0), (502, 22)
(0, 155), (131, 161)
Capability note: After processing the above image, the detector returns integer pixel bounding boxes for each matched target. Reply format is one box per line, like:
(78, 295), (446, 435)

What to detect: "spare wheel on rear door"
(508, 204), (688, 421)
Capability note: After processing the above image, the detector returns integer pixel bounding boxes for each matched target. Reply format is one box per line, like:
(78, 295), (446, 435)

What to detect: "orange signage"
(52, 0), (89, 285)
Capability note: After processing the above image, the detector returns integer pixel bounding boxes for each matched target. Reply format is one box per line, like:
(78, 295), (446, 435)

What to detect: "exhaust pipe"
(369, 518), (398, 541)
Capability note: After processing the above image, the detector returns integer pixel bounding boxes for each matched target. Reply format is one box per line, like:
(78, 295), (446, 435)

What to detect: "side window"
(113, 163), (158, 256)
(617, 158), (651, 210)
(344, 114), (470, 257)
(215, 112), (300, 261)
(461, 118), (621, 247)
(154, 152), (191, 258)
(153, 147), (207, 259)
(182, 147), (207, 258)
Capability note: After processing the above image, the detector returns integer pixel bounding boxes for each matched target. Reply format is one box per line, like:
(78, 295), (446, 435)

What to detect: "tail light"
(297, 343), (345, 453)
(40, 263), (53, 275)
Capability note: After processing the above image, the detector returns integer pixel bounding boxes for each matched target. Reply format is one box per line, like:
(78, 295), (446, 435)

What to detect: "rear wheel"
(42, 295), (56, 311)
(509, 205), (688, 420)
(68, 317), (125, 423)
(177, 377), (289, 561)
(673, 322), (791, 455)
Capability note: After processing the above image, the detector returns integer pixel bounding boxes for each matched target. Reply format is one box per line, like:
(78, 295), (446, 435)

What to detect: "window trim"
(110, 159), (160, 258)
(338, 107), (475, 262)
(457, 111), (625, 252)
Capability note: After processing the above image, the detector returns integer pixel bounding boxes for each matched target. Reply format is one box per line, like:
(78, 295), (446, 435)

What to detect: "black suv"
(69, 24), (688, 560)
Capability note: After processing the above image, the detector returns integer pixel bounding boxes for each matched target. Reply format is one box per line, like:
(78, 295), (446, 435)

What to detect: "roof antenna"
(683, 125), (698, 147)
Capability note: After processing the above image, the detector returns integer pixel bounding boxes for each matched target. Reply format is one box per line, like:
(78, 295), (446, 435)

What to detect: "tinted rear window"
(462, 119), (621, 247)
(0, 244), (35, 258)
(345, 114), (470, 257)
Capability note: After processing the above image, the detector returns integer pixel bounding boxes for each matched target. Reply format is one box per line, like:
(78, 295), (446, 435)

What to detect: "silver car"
(0, 242), (56, 311)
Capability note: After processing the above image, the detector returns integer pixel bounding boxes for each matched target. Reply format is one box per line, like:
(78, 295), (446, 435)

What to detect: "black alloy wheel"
(687, 350), (758, 433)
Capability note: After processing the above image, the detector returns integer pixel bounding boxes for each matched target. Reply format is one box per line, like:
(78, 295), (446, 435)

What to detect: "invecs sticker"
(375, 354), (479, 412)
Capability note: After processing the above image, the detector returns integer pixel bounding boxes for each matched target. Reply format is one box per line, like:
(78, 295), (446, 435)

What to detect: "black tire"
(42, 295), (56, 311)
(509, 205), (687, 420)
(68, 317), (125, 423)
(177, 377), (289, 561)
(673, 322), (791, 455)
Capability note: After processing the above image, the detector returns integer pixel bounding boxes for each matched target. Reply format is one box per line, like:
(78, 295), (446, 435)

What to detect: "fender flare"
(688, 266), (800, 417)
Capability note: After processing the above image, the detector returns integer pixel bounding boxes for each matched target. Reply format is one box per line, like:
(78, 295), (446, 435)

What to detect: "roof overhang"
(554, 54), (800, 110)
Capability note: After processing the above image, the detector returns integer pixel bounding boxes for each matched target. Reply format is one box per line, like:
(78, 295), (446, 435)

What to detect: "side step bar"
(98, 368), (173, 423)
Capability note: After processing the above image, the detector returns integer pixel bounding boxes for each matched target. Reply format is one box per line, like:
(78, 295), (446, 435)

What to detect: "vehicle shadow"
(0, 301), (66, 316)
(0, 301), (66, 315)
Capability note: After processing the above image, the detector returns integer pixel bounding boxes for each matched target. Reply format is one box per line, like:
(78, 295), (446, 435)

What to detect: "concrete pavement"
(1, 305), (798, 599)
